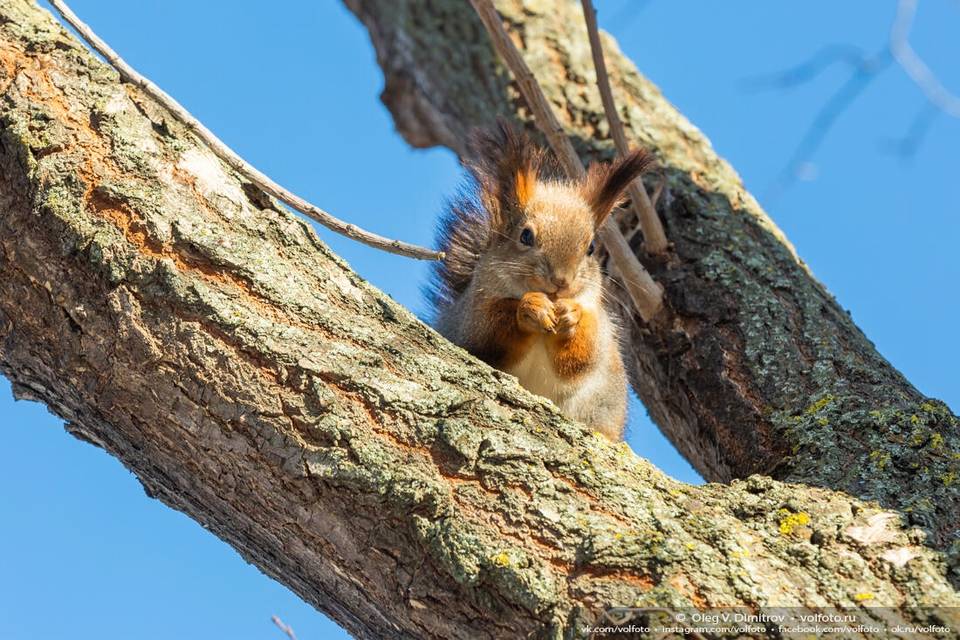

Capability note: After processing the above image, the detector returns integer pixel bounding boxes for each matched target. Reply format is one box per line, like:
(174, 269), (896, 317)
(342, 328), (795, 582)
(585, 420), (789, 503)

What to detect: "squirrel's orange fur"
(428, 123), (655, 440)
(549, 299), (596, 378)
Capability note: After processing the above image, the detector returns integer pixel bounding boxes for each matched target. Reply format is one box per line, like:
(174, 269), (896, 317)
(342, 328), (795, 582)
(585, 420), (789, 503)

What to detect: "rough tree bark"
(0, 2), (956, 640)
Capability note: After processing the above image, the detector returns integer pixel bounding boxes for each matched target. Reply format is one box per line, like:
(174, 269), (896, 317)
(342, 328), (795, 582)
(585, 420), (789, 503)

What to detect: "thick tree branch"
(1, 1), (958, 638)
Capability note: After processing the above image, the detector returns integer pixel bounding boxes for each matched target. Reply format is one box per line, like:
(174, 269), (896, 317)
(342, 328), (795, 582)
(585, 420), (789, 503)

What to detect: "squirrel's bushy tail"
(426, 184), (489, 313)
(427, 123), (543, 315)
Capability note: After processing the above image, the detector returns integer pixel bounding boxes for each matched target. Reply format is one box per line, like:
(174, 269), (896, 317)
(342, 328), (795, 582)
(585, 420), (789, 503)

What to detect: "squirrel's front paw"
(553, 299), (582, 338)
(517, 292), (556, 333)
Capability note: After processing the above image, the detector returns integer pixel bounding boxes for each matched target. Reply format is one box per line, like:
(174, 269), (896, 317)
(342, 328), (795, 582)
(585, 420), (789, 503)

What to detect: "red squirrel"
(429, 123), (654, 440)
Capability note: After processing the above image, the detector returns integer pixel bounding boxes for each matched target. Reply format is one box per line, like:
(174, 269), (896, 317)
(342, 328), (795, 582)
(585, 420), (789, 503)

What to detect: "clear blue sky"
(1, 1), (957, 638)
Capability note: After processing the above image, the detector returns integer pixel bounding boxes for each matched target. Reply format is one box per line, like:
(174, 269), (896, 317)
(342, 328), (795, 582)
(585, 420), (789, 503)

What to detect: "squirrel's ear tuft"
(467, 121), (542, 229)
(514, 167), (535, 209)
(582, 148), (657, 226)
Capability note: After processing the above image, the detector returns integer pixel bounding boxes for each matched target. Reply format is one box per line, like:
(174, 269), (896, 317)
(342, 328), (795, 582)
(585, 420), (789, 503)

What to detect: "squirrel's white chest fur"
(506, 336), (609, 422)
(506, 338), (566, 400)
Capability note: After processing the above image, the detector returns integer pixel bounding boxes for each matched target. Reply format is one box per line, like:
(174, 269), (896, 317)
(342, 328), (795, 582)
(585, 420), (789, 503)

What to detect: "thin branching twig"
(762, 49), (891, 201)
(48, 0), (442, 261)
(746, 0), (958, 199)
(891, 0), (960, 118)
(581, 0), (668, 254)
(469, 0), (664, 321)
(881, 102), (938, 160)
(740, 44), (876, 92)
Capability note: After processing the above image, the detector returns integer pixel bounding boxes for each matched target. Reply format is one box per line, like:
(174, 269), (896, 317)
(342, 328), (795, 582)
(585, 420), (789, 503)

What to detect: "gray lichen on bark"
(0, 1), (957, 639)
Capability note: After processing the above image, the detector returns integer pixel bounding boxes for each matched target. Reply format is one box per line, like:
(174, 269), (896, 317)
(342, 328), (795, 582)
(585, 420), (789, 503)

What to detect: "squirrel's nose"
(551, 276), (569, 291)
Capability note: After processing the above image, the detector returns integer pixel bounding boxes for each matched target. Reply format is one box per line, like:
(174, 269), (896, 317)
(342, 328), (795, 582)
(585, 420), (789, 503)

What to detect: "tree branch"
(891, 0), (960, 118)
(46, 0), (441, 261)
(746, 46), (892, 201)
(580, 0), (669, 255)
(1, 1), (958, 637)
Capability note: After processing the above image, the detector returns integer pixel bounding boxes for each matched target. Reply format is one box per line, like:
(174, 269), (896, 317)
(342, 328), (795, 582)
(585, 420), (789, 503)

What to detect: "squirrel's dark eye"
(587, 240), (596, 256)
(519, 227), (535, 247)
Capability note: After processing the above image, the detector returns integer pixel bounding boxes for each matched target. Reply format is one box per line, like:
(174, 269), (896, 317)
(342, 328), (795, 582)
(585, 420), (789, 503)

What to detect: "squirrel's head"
(468, 123), (655, 299)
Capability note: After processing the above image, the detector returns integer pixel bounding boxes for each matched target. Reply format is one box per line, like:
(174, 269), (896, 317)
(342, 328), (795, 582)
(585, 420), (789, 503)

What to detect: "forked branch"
(746, 0), (958, 197)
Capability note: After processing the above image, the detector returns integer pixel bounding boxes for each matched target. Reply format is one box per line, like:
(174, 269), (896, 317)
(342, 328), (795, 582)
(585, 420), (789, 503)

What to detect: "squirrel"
(428, 123), (655, 440)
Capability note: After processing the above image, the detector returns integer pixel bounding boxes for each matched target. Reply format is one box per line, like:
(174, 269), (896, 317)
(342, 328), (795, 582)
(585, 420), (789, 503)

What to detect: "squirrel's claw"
(553, 299), (582, 338)
(517, 291), (557, 334)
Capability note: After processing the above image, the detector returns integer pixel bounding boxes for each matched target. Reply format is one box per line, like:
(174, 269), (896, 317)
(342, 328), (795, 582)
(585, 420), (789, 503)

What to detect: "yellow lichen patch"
(869, 450), (890, 470)
(804, 394), (835, 415)
(777, 509), (811, 536)
(853, 592), (875, 602)
(491, 551), (511, 567)
(941, 471), (956, 487)
(930, 433), (944, 450)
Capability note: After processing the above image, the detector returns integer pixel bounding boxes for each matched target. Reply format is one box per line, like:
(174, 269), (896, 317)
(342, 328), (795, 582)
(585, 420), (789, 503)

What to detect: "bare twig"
(271, 615), (298, 640)
(741, 44), (873, 92)
(764, 50), (891, 202)
(890, 0), (960, 117)
(881, 102), (939, 160)
(470, 0), (584, 177)
(581, 0), (668, 254)
(48, 0), (442, 261)
(469, 0), (664, 321)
